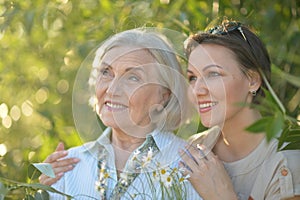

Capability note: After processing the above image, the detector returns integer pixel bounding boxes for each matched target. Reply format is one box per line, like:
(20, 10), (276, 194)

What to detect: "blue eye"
(188, 76), (197, 83)
(128, 75), (140, 82)
(101, 69), (110, 76)
(207, 71), (221, 77)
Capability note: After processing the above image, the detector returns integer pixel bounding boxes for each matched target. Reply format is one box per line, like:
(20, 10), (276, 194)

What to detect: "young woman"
(181, 20), (300, 200)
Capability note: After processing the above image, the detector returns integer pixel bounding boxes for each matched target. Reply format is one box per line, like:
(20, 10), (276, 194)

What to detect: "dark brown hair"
(184, 20), (271, 104)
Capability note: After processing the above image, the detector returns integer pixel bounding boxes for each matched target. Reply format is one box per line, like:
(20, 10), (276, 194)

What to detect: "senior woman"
(43, 29), (202, 199)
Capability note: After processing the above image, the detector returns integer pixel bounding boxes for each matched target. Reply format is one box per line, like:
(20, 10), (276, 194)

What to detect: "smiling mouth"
(105, 102), (127, 110)
(199, 102), (218, 109)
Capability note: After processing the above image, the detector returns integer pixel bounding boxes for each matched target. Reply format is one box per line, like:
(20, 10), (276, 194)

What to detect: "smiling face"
(95, 46), (168, 136)
(187, 44), (254, 128)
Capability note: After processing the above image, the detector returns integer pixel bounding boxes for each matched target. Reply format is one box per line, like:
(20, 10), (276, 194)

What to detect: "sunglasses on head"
(207, 21), (248, 42)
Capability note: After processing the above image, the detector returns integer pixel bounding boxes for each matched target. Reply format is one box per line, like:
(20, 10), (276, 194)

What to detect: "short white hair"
(90, 29), (191, 131)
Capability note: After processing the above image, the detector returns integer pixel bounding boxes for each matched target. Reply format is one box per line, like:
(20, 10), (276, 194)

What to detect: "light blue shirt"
(49, 128), (202, 200)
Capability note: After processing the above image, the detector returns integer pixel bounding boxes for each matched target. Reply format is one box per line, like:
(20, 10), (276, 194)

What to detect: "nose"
(105, 78), (122, 96)
(192, 78), (208, 96)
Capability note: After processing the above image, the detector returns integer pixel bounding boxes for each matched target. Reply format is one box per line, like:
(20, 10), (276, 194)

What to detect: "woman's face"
(95, 46), (168, 135)
(187, 44), (252, 128)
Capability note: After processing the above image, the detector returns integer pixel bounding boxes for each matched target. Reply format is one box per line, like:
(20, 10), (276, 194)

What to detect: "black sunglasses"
(207, 21), (248, 42)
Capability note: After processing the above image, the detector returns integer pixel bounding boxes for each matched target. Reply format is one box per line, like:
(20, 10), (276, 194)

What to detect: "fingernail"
(199, 144), (206, 150)
(73, 158), (80, 163)
(62, 150), (68, 155)
(57, 172), (64, 177)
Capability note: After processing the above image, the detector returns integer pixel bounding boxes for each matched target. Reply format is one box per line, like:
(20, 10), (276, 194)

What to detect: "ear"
(248, 71), (262, 92)
(160, 88), (171, 109)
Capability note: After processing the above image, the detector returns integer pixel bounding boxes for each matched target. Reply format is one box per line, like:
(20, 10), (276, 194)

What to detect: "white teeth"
(106, 102), (126, 109)
(199, 102), (217, 109)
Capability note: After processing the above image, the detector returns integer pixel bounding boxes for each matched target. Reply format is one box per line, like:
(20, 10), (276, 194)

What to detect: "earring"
(250, 90), (257, 96)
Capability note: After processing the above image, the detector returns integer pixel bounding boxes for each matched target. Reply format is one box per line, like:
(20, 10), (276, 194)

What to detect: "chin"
(200, 119), (219, 129)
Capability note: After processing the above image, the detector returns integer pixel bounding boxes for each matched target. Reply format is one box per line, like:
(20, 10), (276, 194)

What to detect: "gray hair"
(89, 29), (190, 132)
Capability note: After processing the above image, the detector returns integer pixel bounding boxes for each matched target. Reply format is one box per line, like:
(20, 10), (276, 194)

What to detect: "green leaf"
(34, 190), (50, 200)
(266, 112), (284, 142)
(0, 182), (9, 197)
(28, 164), (42, 180)
(1, 176), (72, 198)
(28, 163), (55, 180)
(285, 129), (300, 142)
(286, 134), (300, 142)
(246, 116), (273, 133)
(272, 65), (300, 87)
(282, 142), (300, 150)
(277, 125), (290, 150)
(25, 194), (35, 200)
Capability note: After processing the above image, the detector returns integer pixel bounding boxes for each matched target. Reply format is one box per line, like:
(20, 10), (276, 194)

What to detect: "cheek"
(95, 84), (107, 103)
(129, 86), (160, 111)
(207, 80), (227, 99)
(224, 80), (249, 104)
(188, 86), (197, 104)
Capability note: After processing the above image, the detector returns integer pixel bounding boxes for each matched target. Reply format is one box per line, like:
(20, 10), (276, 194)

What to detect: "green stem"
(259, 68), (286, 114)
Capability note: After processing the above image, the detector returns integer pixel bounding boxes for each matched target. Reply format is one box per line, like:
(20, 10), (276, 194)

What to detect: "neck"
(111, 128), (148, 173)
(213, 108), (265, 162)
(111, 128), (146, 151)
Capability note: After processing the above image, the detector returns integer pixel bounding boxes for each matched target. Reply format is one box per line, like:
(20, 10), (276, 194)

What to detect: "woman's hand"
(179, 144), (238, 200)
(39, 142), (80, 186)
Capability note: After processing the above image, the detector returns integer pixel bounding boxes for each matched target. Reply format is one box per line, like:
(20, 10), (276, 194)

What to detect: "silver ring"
(196, 144), (208, 160)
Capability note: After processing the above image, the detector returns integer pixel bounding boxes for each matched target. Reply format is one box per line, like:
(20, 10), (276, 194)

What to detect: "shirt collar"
(81, 127), (172, 154)
(81, 127), (112, 154)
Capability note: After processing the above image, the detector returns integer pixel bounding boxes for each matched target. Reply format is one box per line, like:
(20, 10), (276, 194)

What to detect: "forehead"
(188, 44), (239, 70)
(101, 46), (156, 66)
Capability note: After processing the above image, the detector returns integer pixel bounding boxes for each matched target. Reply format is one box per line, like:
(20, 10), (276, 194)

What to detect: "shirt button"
(281, 167), (288, 176)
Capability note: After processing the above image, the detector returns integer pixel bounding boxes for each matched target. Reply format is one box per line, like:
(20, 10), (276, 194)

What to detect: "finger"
(188, 144), (214, 162)
(186, 144), (207, 162)
(39, 172), (64, 186)
(197, 144), (216, 161)
(196, 144), (208, 160)
(52, 157), (80, 168)
(184, 147), (199, 165)
(52, 164), (76, 175)
(55, 142), (65, 152)
(179, 160), (193, 173)
(179, 149), (199, 172)
(44, 151), (68, 163)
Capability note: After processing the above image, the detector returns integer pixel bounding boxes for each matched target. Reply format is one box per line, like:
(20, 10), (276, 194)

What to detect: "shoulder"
(277, 149), (300, 195)
(262, 141), (300, 174)
(260, 140), (300, 186)
(251, 140), (300, 199)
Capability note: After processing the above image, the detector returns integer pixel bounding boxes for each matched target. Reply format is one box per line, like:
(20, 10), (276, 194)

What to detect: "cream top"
(190, 126), (300, 200)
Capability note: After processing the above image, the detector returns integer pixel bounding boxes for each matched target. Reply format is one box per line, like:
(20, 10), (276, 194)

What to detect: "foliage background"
(0, 0), (299, 193)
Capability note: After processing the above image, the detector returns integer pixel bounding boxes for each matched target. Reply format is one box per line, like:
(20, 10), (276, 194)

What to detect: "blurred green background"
(0, 0), (299, 189)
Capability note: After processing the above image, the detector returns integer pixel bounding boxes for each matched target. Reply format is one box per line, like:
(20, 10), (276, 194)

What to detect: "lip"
(198, 101), (218, 113)
(104, 100), (128, 111)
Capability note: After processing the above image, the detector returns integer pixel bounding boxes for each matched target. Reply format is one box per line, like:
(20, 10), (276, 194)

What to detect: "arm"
(39, 142), (80, 185)
(179, 144), (238, 200)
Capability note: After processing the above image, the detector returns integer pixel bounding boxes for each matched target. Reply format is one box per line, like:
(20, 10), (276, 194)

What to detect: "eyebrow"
(125, 67), (146, 73)
(203, 64), (223, 71)
(99, 62), (112, 69)
(187, 64), (223, 73)
(100, 62), (146, 73)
